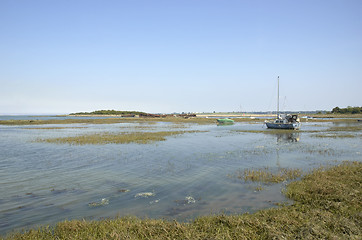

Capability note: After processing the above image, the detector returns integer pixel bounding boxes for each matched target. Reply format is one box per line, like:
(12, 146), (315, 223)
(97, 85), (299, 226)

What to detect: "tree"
(331, 107), (341, 114)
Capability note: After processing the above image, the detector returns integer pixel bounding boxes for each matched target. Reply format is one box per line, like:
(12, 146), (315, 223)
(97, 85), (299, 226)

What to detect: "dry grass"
(312, 133), (357, 138)
(310, 124), (362, 138)
(38, 131), (203, 145)
(307, 113), (362, 119)
(326, 124), (362, 132)
(0, 118), (123, 125)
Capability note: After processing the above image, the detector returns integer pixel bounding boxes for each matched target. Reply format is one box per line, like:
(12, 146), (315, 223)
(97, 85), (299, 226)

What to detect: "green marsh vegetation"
(38, 131), (204, 145)
(3, 161), (361, 239)
(234, 167), (302, 184)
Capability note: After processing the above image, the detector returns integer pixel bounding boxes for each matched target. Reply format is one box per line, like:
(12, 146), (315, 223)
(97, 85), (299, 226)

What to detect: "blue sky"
(1, 0), (361, 114)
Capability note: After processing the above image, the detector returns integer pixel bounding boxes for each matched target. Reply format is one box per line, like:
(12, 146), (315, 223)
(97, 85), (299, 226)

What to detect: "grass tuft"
(312, 133), (357, 138)
(236, 167), (302, 183)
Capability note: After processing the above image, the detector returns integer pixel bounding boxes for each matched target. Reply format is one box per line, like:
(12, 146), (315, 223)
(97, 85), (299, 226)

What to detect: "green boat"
(217, 118), (234, 124)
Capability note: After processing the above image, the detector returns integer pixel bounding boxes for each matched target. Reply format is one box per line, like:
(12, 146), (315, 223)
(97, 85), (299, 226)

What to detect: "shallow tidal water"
(0, 117), (361, 235)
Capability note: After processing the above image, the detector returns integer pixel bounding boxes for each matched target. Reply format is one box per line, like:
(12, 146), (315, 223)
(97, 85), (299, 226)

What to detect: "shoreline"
(3, 161), (361, 239)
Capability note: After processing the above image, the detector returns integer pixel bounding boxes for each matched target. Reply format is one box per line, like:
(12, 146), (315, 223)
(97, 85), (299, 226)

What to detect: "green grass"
(3, 161), (361, 239)
(235, 167), (303, 183)
(38, 131), (204, 145)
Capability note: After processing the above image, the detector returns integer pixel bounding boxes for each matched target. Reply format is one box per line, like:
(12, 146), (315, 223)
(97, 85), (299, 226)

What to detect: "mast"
(277, 76), (279, 118)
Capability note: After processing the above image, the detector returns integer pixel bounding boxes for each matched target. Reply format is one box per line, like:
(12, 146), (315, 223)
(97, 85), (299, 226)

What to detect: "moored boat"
(265, 114), (300, 129)
(217, 118), (234, 124)
(265, 76), (301, 130)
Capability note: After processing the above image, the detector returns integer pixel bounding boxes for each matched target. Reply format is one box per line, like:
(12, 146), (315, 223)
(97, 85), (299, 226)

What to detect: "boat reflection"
(275, 132), (300, 142)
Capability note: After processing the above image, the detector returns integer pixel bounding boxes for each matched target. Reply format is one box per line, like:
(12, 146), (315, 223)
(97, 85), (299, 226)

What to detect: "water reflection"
(275, 132), (300, 142)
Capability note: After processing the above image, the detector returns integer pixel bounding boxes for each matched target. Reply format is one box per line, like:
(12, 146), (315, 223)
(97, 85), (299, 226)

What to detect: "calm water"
(0, 117), (361, 235)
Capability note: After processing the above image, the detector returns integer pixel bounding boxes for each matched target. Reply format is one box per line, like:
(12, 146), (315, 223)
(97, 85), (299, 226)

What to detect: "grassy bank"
(3, 161), (361, 239)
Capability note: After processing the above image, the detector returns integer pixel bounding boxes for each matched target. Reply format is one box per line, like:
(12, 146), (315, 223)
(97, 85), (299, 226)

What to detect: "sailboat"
(265, 76), (301, 130)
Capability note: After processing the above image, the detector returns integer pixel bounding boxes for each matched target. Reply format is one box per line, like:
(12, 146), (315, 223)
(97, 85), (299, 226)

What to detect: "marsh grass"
(326, 124), (362, 132)
(234, 129), (319, 134)
(235, 167), (303, 184)
(309, 124), (362, 138)
(235, 123), (362, 139)
(118, 124), (187, 130)
(308, 113), (362, 119)
(38, 131), (204, 145)
(3, 161), (360, 239)
(119, 126), (156, 130)
(0, 119), (123, 125)
(312, 133), (357, 138)
(23, 127), (88, 130)
(0, 117), (217, 126)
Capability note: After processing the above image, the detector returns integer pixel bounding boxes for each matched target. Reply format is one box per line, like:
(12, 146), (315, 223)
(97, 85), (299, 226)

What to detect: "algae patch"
(88, 198), (109, 207)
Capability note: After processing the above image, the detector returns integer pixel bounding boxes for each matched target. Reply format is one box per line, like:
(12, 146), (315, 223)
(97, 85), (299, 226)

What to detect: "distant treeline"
(331, 106), (362, 114)
(70, 110), (147, 115)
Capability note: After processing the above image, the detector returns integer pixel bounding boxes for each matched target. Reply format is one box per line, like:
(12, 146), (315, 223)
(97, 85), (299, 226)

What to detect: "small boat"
(265, 76), (301, 130)
(217, 118), (234, 124)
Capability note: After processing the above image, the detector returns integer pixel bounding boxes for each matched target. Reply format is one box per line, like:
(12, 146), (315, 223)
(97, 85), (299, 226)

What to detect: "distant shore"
(61, 113), (362, 119)
(196, 113), (275, 118)
(196, 113), (362, 119)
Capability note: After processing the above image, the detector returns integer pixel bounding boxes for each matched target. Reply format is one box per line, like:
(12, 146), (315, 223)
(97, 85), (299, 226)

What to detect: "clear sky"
(1, 0), (361, 114)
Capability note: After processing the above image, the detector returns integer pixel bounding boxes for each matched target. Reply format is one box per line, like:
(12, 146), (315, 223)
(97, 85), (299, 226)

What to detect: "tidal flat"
(0, 116), (361, 238)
